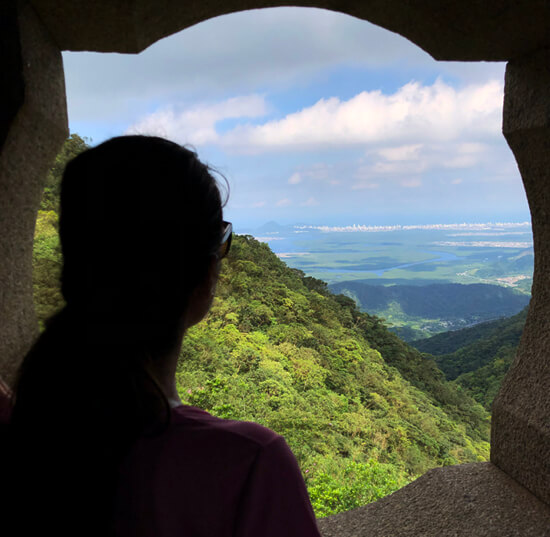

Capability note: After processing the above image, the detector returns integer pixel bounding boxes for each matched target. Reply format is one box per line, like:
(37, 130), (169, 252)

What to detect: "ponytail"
(8, 305), (172, 535)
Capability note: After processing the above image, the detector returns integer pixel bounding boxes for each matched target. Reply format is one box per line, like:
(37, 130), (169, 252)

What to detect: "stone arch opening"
(2, 2), (549, 534)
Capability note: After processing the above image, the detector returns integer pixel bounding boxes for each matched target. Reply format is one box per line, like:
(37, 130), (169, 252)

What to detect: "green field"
(263, 227), (533, 293)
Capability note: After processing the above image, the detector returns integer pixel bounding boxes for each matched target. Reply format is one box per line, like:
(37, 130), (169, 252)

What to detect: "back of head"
(61, 135), (223, 335)
(7, 136), (225, 535)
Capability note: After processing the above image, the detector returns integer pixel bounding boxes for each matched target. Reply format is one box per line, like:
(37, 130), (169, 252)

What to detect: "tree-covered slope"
(33, 230), (491, 517)
(32, 135), (491, 518)
(412, 308), (527, 410)
(454, 346), (518, 410)
(414, 308), (526, 381)
(176, 236), (491, 515)
(33, 134), (90, 328)
(329, 281), (529, 340)
(412, 307), (527, 358)
(329, 282), (529, 320)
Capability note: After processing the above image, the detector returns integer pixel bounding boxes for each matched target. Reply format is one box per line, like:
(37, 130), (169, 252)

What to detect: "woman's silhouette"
(3, 136), (321, 536)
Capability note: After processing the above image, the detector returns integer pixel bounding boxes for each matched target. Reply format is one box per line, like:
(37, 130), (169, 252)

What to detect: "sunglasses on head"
(218, 221), (232, 259)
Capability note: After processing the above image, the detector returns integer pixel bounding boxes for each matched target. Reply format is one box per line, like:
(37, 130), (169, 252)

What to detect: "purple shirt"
(115, 405), (322, 536)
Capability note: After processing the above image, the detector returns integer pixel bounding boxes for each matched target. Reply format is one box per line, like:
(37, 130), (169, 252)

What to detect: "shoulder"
(169, 405), (281, 450)
(169, 407), (306, 496)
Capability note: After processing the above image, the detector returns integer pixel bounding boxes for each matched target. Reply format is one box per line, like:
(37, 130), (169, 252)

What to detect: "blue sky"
(62, 7), (529, 231)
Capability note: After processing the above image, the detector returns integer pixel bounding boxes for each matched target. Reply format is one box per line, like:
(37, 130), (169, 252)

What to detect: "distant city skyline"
(293, 221), (531, 233)
(63, 7), (530, 230)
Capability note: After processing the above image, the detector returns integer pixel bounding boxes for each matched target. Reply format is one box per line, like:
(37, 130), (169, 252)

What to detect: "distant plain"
(253, 224), (533, 293)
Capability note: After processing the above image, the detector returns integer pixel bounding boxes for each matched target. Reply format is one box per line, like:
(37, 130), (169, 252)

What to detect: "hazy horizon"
(235, 216), (532, 234)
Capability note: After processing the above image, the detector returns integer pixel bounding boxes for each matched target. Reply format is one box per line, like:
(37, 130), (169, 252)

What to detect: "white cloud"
(251, 201), (267, 208)
(276, 198), (292, 207)
(351, 138), (498, 190)
(288, 172), (302, 184)
(301, 197), (319, 206)
(287, 163), (336, 186)
(401, 178), (423, 188)
(377, 144), (423, 161)
(220, 79), (503, 153)
(351, 182), (379, 190)
(306, 163), (333, 181)
(443, 142), (488, 168)
(371, 160), (428, 175)
(126, 95), (268, 146)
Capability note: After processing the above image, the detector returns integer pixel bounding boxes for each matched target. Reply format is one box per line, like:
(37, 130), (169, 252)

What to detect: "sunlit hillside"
(34, 225), (490, 517)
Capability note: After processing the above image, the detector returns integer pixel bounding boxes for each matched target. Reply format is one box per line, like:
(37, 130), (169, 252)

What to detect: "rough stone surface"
(317, 463), (550, 537)
(30, 0), (550, 60)
(492, 49), (550, 506)
(0, 2), (24, 151)
(0, 1), (68, 386)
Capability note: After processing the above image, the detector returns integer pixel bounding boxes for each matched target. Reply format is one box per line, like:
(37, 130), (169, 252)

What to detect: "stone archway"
(2, 1), (549, 534)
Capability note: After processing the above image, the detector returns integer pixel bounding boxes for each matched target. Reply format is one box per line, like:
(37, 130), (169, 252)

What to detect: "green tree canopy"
(40, 133), (91, 212)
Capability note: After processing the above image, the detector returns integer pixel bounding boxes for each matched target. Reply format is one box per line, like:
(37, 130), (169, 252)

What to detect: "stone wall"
(492, 49), (550, 506)
(0, 1), (67, 385)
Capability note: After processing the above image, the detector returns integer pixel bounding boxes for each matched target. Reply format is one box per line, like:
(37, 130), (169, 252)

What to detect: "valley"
(328, 281), (529, 341)
(251, 222), (533, 339)
(412, 308), (527, 410)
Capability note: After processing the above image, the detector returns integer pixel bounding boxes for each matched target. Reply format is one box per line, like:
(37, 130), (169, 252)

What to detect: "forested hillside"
(33, 134), (90, 327)
(412, 308), (527, 358)
(412, 309), (527, 410)
(32, 135), (491, 517)
(329, 280), (529, 340)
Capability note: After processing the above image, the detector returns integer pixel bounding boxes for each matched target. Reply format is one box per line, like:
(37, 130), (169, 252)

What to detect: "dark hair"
(7, 136), (226, 535)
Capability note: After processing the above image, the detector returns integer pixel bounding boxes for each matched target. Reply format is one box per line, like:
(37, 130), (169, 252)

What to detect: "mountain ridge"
(329, 280), (529, 340)
(412, 307), (527, 409)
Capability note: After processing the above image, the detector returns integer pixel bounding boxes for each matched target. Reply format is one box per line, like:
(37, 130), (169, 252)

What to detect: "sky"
(62, 7), (530, 231)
